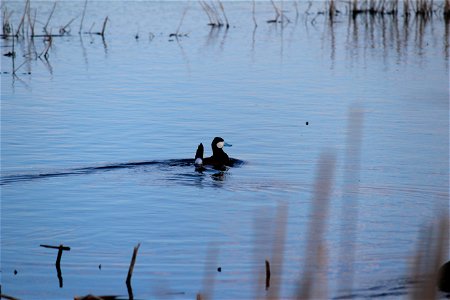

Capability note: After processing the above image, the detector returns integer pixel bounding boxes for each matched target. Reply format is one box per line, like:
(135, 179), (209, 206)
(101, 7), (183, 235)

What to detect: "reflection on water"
(1, 1), (448, 299)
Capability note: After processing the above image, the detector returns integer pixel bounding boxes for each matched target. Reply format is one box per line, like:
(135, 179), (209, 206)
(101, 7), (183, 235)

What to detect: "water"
(1, 1), (449, 299)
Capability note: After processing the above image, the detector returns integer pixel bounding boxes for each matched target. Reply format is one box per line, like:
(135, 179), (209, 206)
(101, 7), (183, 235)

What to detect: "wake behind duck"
(1, 138), (243, 185)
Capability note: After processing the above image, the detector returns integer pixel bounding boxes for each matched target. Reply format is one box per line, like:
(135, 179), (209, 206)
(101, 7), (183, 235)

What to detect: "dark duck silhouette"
(195, 137), (232, 170)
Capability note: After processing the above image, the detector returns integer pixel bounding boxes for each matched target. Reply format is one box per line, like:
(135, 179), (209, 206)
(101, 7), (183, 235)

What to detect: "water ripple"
(1, 158), (244, 185)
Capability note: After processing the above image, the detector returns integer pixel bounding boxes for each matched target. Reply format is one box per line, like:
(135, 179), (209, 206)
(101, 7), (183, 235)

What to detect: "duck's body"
(195, 137), (232, 170)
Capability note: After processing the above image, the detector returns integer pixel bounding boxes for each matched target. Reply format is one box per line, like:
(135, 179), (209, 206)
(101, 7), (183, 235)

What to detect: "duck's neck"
(213, 148), (228, 159)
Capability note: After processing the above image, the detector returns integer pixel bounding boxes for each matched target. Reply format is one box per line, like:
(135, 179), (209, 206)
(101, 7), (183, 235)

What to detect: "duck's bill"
(224, 142), (232, 147)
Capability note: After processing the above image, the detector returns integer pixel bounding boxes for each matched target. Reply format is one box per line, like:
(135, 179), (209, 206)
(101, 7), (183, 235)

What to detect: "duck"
(195, 137), (232, 169)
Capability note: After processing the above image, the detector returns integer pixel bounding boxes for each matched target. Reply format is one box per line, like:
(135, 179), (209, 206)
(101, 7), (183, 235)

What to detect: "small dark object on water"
(438, 261), (450, 293)
(135, 34), (139, 40)
(98, 264), (102, 270)
(13, 269), (17, 275)
(3, 51), (15, 57)
(306, 121), (309, 125)
(217, 267), (222, 272)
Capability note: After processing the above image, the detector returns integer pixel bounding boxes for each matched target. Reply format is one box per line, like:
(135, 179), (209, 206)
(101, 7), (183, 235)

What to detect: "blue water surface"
(1, 1), (449, 299)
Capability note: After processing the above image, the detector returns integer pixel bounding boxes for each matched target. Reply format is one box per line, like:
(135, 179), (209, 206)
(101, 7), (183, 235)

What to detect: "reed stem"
(79, 0), (88, 34)
(43, 2), (57, 35)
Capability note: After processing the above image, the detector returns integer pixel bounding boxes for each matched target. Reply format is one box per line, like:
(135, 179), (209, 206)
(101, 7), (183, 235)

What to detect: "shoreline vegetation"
(1, 1), (448, 299)
(1, 0), (449, 76)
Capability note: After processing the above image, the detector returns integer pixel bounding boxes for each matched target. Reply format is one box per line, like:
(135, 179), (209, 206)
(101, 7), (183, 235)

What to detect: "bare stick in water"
(126, 243), (141, 284)
(126, 243), (140, 300)
(265, 259), (271, 290)
(11, 24), (15, 75)
(40, 244), (71, 288)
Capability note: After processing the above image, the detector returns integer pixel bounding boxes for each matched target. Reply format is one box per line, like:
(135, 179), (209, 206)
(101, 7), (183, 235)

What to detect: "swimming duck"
(195, 137), (232, 169)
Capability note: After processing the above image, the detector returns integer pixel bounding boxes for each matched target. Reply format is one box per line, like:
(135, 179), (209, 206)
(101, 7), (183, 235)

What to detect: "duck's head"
(211, 137), (232, 153)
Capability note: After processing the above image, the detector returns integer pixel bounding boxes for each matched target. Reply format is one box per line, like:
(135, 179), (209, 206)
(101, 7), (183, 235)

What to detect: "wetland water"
(1, 1), (449, 299)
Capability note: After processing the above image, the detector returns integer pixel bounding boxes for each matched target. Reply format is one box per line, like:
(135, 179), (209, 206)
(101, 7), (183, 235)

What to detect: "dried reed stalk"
(266, 203), (288, 300)
(199, 1), (214, 25)
(337, 107), (364, 293)
(410, 216), (449, 299)
(174, 6), (189, 36)
(27, 7), (36, 37)
(218, 0), (229, 28)
(43, 2), (57, 35)
(79, 0), (88, 34)
(15, 0), (30, 36)
(199, 243), (219, 300)
(252, 0), (257, 27)
(296, 152), (336, 299)
(268, 0), (281, 23)
(100, 16), (108, 36)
